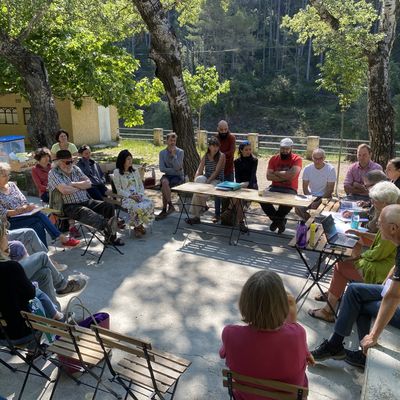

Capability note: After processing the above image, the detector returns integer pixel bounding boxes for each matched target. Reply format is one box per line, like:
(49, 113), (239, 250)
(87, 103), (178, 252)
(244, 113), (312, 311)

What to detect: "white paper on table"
(381, 279), (393, 297)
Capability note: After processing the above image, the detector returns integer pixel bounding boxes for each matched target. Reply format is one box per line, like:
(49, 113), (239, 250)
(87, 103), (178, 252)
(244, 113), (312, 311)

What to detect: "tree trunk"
(367, 0), (398, 166)
(0, 36), (59, 147)
(132, 0), (199, 179)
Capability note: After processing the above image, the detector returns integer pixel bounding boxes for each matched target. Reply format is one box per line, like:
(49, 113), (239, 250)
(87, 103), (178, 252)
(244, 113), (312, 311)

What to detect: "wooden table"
(289, 199), (352, 313)
(172, 182), (315, 244)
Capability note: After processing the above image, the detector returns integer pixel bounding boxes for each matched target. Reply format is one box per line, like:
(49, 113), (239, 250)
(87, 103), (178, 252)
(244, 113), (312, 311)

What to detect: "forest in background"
(121, 0), (400, 140)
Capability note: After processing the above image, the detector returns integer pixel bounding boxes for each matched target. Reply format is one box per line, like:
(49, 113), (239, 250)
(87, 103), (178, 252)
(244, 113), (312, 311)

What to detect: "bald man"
(311, 204), (400, 369)
(214, 120), (236, 222)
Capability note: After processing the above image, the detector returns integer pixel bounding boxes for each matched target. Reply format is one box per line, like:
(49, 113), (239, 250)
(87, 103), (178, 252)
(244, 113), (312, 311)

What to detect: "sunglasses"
(63, 160), (73, 165)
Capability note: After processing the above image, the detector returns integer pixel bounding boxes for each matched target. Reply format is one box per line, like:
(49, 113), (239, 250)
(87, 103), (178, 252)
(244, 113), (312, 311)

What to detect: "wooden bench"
(92, 325), (191, 399)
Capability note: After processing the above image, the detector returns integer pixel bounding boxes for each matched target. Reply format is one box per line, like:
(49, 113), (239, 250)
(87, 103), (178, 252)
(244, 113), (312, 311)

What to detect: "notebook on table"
(321, 214), (359, 248)
(216, 181), (242, 191)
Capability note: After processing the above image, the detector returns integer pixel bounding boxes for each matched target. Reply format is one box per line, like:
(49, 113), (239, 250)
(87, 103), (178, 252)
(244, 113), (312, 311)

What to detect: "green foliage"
(183, 65), (230, 128)
(282, 0), (382, 110)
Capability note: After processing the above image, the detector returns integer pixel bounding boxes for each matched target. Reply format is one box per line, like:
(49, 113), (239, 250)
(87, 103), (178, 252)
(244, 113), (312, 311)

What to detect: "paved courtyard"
(1, 197), (364, 400)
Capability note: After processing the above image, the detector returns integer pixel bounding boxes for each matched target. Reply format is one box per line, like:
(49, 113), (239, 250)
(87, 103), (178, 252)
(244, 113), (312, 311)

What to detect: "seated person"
(50, 129), (78, 160)
(222, 141), (258, 232)
(309, 181), (400, 323)
(185, 137), (225, 225)
(31, 147), (52, 203)
(260, 138), (302, 234)
(113, 150), (154, 238)
(48, 150), (123, 246)
(77, 145), (108, 201)
(295, 148), (336, 221)
(343, 143), (382, 200)
(155, 132), (184, 220)
(311, 204), (400, 369)
(220, 270), (313, 399)
(0, 162), (79, 248)
(385, 157), (400, 189)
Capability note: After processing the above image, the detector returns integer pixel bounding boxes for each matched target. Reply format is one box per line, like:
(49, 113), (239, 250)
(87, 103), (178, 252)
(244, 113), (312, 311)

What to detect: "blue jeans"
(36, 288), (58, 317)
(335, 283), (400, 342)
(9, 212), (61, 248)
(215, 172), (234, 217)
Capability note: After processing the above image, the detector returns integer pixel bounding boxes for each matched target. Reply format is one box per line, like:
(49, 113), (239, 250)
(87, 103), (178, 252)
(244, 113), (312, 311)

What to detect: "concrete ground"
(1, 197), (364, 400)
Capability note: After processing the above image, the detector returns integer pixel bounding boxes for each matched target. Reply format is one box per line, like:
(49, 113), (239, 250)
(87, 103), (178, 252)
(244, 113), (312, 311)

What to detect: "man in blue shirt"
(156, 132), (184, 220)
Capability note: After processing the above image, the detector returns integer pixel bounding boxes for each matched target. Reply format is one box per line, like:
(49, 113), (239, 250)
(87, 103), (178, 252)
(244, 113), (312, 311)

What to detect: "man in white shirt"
(296, 148), (336, 221)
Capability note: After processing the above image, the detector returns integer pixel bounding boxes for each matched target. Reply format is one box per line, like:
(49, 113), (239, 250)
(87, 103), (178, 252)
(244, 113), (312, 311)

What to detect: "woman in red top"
(31, 148), (52, 203)
(219, 270), (314, 400)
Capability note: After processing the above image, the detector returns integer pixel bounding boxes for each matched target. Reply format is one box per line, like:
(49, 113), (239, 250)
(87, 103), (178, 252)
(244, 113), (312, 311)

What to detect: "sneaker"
(55, 263), (68, 272)
(167, 205), (176, 214)
(311, 339), (346, 361)
(61, 237), (80, 247)
(56, 279), (87, 296)
(344, 349), (366, 369)
(69, 226), (81, 238)
(155, 210), (168, 221)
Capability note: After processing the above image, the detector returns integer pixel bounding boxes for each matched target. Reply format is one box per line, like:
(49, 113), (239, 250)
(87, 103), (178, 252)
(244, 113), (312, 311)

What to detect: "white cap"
(280, 138), (294, 147)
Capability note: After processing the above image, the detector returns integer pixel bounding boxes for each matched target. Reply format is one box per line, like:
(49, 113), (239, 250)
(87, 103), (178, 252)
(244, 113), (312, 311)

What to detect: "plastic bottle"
(309, 223), (316, 247)
(351, 211), (360, 229)
(296, 220), (308, 248)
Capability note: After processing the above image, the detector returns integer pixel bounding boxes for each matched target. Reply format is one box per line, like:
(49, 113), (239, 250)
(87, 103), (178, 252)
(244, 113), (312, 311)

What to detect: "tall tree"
(283, 0), (398, 165)
(132, 0), (200, 178)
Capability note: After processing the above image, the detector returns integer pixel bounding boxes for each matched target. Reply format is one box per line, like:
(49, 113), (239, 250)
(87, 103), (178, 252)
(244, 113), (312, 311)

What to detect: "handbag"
(57, 296), (110, 374)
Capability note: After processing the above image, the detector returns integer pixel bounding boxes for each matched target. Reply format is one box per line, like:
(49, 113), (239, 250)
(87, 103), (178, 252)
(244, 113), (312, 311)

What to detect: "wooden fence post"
(306, 136), (320, 160)
(247, 133), (259, 155)
(153, 128), (163, 146)
(197, 129), (208, 150)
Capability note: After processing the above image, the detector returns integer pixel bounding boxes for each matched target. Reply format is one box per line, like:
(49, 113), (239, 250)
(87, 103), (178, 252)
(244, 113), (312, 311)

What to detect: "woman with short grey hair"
(309, 181), (400, 323)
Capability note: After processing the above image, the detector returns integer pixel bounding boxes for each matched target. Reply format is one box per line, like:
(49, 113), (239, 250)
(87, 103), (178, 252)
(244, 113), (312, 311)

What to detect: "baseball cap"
(280, 138), (294, 147)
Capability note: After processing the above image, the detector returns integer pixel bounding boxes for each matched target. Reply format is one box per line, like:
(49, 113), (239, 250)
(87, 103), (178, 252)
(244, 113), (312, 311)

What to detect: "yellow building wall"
(0, 94), (119, 147)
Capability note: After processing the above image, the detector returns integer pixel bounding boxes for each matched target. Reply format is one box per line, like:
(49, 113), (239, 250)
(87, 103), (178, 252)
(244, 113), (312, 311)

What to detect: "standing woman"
(31, 147), (52, 203)
(50, 130), (78, 160)
(113, 150), (154, 238)
(185, 137), (226, 225)
(0, 162), (79, 248)
(385, 157), (400, 189)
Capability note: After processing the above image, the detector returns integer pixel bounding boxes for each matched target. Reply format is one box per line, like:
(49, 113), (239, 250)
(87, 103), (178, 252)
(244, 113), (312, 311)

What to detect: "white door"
(98, 106), (111, 143)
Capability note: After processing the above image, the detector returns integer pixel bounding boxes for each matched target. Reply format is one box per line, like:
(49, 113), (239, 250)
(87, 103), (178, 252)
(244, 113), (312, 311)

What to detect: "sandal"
(314, 291), (329, 302)
(185, 217), (201, 225)
(308, 308), (335, 323)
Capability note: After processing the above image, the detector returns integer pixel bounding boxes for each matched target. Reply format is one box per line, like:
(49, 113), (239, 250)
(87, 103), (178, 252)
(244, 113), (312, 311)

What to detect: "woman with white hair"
(0, 162), (79, 248)
(309, 181), (400, 323)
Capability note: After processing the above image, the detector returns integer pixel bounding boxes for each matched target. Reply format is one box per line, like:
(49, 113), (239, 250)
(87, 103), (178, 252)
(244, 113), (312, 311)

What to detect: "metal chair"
(222, 368), (308, 400)
(92, 325), (191, 399)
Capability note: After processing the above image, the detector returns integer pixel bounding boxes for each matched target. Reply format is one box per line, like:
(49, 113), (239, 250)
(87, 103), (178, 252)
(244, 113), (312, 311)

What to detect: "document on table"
(13, 206), (43, 217)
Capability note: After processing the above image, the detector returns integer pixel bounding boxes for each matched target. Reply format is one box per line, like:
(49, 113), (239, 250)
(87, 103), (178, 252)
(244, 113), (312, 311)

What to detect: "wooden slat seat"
(92, 325), (191, 399)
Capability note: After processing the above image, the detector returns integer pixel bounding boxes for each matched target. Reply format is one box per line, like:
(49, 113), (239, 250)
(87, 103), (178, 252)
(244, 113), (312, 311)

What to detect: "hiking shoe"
(311, 339), (346, 361)
(69, 226), (81, 238)
(61, 237), (80, 247)
(155, 210), (168, 221)
(344, 349), (366, 369)
(56, 279), (87, 296)
(270, 220), (279, 232)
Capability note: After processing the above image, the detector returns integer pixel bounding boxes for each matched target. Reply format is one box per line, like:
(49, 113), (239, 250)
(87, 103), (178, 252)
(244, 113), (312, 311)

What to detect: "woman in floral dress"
(113, 150), (154, 237)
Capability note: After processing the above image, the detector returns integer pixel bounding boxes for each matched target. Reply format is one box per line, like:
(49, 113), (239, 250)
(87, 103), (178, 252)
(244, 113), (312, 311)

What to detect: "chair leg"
(0, 355), (17, 372)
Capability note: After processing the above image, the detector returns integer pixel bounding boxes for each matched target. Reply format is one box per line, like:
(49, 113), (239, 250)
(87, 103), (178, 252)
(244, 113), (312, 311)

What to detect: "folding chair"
(0, 314), (51, 394)
(222, 369), (308, 400)
(20, 311), (121, 400)
(92, 325), (191, 399)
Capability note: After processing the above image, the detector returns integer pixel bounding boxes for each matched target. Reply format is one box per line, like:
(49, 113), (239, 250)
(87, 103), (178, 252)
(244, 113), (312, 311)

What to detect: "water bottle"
(296, 220), (308, 248)
(351, 211), (360, 229)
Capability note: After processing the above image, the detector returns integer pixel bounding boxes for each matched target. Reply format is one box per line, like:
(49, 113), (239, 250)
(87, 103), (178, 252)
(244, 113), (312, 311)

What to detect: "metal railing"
(119, 127), (399, 157)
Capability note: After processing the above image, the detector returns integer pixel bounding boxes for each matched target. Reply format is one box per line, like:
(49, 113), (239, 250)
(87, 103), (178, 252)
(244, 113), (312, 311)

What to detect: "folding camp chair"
(0, 314), (51, 395)
(20, 311), (121, 399)
(92, 325), (191, 400)
(222, 369), (308, 400)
